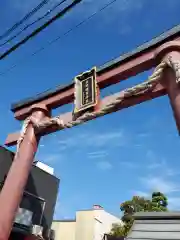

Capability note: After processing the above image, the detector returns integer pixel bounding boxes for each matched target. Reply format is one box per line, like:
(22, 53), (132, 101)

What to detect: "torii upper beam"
(5, 24), (180, 146)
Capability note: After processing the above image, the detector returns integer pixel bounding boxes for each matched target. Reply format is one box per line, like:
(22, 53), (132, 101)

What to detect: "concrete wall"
(52, 221), (76, 240)
(94, 210), (122, 240)
(52, 208), (122, 240)
(75, 210), (94, 240)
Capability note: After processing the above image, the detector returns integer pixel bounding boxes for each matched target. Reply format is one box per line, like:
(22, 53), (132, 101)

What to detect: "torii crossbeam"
(1, 24), (180, 240)
(5, 24), (180, 146)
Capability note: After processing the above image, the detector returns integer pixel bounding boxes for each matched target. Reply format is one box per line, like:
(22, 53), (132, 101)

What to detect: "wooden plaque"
(74, 67), (97, 113)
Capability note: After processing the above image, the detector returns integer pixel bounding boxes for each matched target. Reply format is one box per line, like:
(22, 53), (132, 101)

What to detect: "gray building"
(126, 212), (180, 240)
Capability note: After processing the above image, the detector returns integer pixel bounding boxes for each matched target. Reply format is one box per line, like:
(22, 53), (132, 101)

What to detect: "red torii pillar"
(0, 104), (49, 240)
(1, 42), (180, 240)
(164, 52), (180, 132)
(155, 43), (180, 133)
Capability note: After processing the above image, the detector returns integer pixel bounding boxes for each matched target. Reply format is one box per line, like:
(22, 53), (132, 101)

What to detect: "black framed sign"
(74, 67), (97, 113)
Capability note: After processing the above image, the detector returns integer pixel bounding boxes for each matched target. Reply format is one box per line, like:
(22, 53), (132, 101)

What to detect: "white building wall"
(75, 210), (94, 240)
(52, 207), (122, 240)
(52, 221), (76, 240)
(35, 161), (54, 175)
(93, 209), (122, 240)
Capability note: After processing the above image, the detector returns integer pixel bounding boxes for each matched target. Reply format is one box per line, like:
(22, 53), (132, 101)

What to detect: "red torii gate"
(1, 24), (180, 240)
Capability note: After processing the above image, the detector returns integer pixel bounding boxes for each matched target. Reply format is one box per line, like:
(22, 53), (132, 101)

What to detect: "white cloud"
(91, 131), (124, 147)
(41, 153), (64, 165)
(145, 150), (180, 177)
(168, 197), (180, 210)
(87, 151), (108, 159)
(134, 144), (143, 148)
(140, 176), (180, 194)
(36, 129), (127, 167)
(137, 132), (151, 138)
(131, 190), (150, 198)
(153, 160), (180, 176)
(120, 161), (137, 169)
(147, 162), (161, 170)
(134, 149), (180, 210)
(96, 160), (112, 170)
(57, 129), (125, 149)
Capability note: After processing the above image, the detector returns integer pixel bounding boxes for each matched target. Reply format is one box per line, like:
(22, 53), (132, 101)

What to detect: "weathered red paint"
(13, 49), (154, 121)
(161, 51), (180, 133)
(155, 41), (180, 61)
(11, 39), (180, 121)
(5, 82), (165, 146)
(12, 51), (155, 121)
(6, 41), (180, 146)
(0, 104), (49, 240)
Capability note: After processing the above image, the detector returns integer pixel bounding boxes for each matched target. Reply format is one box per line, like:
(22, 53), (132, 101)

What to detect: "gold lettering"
(81, 78), (93, 106)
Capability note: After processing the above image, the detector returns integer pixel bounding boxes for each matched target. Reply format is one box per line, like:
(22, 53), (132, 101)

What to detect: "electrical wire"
(0, 0), (118, 77)
(0, 0), (67, 48)
(0, 0), (82, 60)
(0, 0), (52, 41)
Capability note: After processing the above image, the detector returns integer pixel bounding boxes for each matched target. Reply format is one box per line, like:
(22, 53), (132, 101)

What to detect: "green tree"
(151, 192), (168, 212)
(110, 223), (125, 237)
(109, 192), (168, 237)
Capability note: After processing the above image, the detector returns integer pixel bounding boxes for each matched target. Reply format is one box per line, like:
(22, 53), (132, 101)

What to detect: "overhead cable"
(0, 0), (118, 76)
(0, 0), (67, 48)
(0, 0), (52, 41)
(0, 0), (82, 60)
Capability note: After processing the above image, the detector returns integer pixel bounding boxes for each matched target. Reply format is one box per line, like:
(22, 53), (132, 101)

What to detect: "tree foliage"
(151, 192), (168, 212)
(110, 223), (125, 237)
(109, 192), (168, 237)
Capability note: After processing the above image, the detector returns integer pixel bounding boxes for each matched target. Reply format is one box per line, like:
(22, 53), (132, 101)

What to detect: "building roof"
(53, 219), (75, 223)
(126, 212), (180, 240)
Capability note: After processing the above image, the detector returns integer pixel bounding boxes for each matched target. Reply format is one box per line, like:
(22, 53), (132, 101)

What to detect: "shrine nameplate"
(74, 67), (97, 113)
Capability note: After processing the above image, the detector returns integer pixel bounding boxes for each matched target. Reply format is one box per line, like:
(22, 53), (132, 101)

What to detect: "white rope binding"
(16, 117), (31, 153)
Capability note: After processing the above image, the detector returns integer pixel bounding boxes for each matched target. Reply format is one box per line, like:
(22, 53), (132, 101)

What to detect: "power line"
(0, 0), (52, 41)
(0, 0), (82, 60)
(0, 0), (118, 77)
(0, 0), (67, 48)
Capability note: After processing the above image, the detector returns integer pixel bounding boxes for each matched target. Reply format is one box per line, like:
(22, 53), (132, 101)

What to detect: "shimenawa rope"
(16, 56), (180, 152)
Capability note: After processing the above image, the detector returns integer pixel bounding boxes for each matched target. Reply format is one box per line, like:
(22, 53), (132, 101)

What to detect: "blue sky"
(1, 0), (180, 220)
